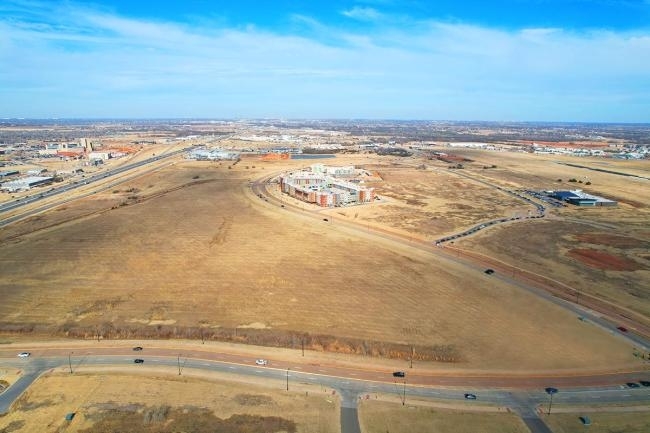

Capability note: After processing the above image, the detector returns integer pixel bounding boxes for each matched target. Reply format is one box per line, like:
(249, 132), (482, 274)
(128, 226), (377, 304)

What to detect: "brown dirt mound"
(567, 248), (642, 271)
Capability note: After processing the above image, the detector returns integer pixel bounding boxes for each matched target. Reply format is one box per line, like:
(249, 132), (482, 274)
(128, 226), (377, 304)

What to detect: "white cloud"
(0, 2), (649, 120)
(341, 7), (384, 21)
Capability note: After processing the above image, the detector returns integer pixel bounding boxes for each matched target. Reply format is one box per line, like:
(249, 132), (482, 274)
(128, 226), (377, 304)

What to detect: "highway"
(0, 147), (190, 227)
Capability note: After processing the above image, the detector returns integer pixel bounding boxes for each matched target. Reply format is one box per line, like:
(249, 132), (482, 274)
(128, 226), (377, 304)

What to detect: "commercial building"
(550, 190), (617, 207)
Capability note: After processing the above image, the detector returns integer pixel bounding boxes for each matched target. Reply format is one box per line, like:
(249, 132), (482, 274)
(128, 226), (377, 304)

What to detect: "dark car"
(617, 326), (628, 332)
(323, 218), (328, 222)
(132, 346), (143, 351)
(484, 269), (495, 275)
(464, 393), (477, 400)
(639, 381), (650, 387)
(626, 382), (640, 388)
(392, 371), (405, 378)
(134, 359), (144, 364)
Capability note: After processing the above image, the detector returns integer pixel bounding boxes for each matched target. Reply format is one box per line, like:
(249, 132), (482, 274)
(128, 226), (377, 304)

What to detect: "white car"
(17, 352), (31, 358)
(255, 359), (268, 366)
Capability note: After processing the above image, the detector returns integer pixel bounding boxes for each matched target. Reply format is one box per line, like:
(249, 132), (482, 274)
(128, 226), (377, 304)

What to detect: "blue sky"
(1, 0), (649, 121)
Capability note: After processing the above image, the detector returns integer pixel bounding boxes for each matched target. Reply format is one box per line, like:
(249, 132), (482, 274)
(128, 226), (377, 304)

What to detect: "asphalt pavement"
(2, 353), (650, 432)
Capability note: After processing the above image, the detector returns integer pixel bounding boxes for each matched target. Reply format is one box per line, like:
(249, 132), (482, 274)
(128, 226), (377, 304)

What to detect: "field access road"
(0, 147), (191, 227)
(2, 349), (650, 431)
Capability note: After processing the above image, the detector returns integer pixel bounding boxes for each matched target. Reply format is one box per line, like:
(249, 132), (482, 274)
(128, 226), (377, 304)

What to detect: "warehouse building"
(550, 190), (617, 207)
(1, 176), (53, 192)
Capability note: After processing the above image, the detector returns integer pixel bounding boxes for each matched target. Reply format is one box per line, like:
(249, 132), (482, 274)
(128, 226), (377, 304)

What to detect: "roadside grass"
(541, 411), (650, 433)
(358, 399), (530, 433)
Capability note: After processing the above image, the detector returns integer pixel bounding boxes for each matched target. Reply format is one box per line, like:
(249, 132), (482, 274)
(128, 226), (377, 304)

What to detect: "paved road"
(2, 350), (650, 431)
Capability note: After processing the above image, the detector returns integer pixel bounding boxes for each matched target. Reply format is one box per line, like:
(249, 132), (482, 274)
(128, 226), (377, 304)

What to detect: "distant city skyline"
(1, 0), (649, 122)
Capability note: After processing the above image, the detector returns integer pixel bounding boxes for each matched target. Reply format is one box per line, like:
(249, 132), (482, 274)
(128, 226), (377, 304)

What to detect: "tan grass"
(0, 154), (644, 371)
(0, 370), (339, 433)
(358, 399), (529, 433)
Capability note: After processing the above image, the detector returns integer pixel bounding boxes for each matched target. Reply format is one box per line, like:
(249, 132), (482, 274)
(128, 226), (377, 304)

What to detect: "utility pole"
(286, 368), (290, 391)
(301, 338), (305, 357)
(68, 352), (73, 374)
(178, 354), (182, 375)
(402, 380), (406, 406)
(545, 387), (558, 415)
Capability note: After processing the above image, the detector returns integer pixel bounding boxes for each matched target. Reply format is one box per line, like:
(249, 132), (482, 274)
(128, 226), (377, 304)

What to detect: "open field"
(0, 153), (646, 371)
(540, 410), (650, 433)
(358, 399), (529, 433)
(0, 369), (338, 432)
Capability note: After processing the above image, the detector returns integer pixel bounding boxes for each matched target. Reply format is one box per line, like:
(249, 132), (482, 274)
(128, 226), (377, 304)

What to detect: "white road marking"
(228, 366), (235, 369)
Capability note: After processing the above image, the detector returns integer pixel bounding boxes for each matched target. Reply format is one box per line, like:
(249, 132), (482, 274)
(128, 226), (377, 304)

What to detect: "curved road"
(2, 347), (649, 432)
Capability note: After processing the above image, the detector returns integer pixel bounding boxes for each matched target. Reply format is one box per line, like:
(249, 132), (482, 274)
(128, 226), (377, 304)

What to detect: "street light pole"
(286, 368), (290, 391)
(68, 352), (73, 374)
(545, 387), (558, 415)
(402, 380), (406, 405)
(178, 354), (181, 375)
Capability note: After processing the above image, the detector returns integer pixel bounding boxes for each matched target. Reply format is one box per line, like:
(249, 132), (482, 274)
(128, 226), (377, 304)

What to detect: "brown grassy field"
(358, 399), (529, 433)
(0, 369), (338, 433)
(439, 150), (650, 318)
(0, 154), (644, 371)
(540, 410), (650, 433)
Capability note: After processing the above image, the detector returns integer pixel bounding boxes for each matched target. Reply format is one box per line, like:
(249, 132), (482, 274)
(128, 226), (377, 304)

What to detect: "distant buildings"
(279, 164), (375, 207)
(187, 148), (240, 161)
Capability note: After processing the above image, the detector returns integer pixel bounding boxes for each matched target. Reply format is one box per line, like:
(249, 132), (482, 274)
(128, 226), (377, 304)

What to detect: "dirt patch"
(567, 248), (643, 271)
(574, 233), (650, 249)
(234, 394), (275, 406)
(78, 405), (296, 433)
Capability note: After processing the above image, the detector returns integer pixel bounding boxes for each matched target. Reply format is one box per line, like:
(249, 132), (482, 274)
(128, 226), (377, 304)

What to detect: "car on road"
(392, 371), (405, 378)
(626, 382), (640, 388)
(323, 218), (328, 222)
(617, 326), (628, 332)
(484, 269), (495, 275)
(132, 346), (143, 351)
(17, 352), (31, 358)
(134, 359), (144, 364)
(639, 380), (650, 387)
(464, 393), (477, 400)
(255, 359), (268, 366)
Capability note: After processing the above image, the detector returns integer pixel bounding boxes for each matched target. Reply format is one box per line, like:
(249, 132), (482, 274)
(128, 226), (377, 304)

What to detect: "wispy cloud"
(0, 1), (648, 121)
(341, 7), (384, 21)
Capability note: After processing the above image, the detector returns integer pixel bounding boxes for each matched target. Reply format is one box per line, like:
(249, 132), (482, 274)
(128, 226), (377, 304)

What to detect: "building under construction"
(279, 165), (375, 207)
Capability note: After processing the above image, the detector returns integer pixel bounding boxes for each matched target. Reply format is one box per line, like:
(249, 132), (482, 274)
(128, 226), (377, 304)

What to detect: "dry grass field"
(0, 153), (644, 371)
(438, 150), (650, 318)
(0, 370), (338, 433)
(540, 410), (650, 433)
(358, 399), (529, 433)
